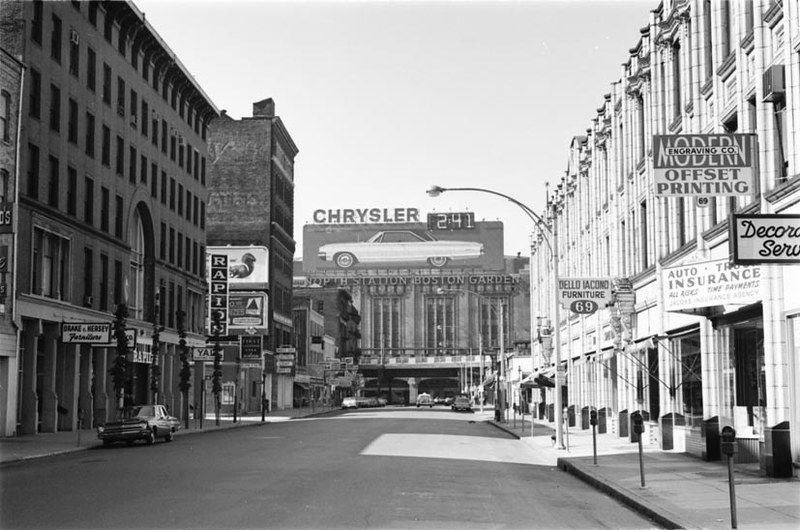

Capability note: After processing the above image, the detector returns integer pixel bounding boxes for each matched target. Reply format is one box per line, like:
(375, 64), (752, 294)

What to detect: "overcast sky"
(136, 0), (657, 257)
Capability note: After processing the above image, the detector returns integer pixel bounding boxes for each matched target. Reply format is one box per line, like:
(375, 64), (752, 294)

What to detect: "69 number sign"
(570, 300), (599, 315)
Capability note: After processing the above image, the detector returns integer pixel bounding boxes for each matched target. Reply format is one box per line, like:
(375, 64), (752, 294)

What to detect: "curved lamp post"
(427, 184), (565, 449)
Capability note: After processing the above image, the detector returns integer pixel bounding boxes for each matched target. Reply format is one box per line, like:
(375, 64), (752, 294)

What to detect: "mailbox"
(590, 409), (598, 426)
(632, 411), (644, 435)
(721, 426), (737, 456)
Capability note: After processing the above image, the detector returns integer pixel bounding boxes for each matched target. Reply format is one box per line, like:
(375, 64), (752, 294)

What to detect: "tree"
(110, 303), (129, 418)
(211, 310), (223, 426)
(176, 309), (192, 429)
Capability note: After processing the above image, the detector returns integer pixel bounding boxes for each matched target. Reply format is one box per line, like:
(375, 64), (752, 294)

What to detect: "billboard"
(730, 214), (800, 264)
(303, 220), (503, 272)
(206, 246), (269, 289)
(228, 291), (268, 330)
(652, 134), (756, 196)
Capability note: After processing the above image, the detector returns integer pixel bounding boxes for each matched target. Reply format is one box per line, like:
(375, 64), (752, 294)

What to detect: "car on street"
(451, 395), (473, 412)
(341, 397), (358, 409)
(97, 404), (180, 446)
(317, 230), (484, 269)
(416, 393), (434, 408)
(377, 397), (388, 407)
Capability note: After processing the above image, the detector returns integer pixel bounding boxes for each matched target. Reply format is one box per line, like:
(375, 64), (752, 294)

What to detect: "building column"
(60, 342), (80, 431)
(78, 344), (93, 429)
(103, 347), (117, 421)
(408, 377), (418, 404)
(39, 323), (59, 433)
(19, 320), (39, 435)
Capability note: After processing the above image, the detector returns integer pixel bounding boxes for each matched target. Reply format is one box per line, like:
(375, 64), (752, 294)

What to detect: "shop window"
(129, 209), (145, 320)
(734, 327), (765, 430)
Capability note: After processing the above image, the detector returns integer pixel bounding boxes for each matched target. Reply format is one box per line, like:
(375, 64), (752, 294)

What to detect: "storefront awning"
(293, 382), (310, 390)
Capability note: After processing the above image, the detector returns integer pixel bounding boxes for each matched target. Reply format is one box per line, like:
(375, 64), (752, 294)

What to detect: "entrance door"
(734, 327), (765, 435)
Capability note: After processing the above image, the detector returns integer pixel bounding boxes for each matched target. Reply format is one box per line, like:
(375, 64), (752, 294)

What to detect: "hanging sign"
(209, 253), (229, 335)
(730, 214), (800, 264)
(557, 278), (613, 314)
(240, 335), (262, 361)
(663, 258), (761, 311)
(653, 134), (756, 196)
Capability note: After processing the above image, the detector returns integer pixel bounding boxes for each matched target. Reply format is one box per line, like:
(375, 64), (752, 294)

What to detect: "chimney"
(252, 98), (275, 118)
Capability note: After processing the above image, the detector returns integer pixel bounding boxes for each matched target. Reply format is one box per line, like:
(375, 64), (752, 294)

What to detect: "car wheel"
(146, 429), (156, 445)
(102, 439), (113, 447)
(165, 430), (174, 442)
(334, 252), (356, 269)
(416, 404), (420, 408)
(428, 256), (449, 268)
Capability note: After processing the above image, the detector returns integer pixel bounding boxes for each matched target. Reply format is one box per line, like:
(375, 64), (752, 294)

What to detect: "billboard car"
(303, 221), (503, 271)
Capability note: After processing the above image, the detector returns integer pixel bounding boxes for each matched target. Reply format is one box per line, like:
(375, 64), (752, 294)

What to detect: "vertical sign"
(240, 335), (262, 361)
(209, 254), (229, 335)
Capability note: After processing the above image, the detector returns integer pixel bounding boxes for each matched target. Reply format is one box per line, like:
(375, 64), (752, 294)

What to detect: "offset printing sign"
(731, 214), (800, 264)
(228, 291), (267, 329)
(663, 259), (761, 311)
(653, 134), (756, 196)
(61, 322), (112, 344)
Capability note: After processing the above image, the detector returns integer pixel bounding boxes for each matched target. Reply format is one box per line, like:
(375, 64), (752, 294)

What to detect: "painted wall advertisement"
(730, 214), (800, 264)
(303, 216), (503, 272)
(663, 258), (761, 311)
(652, 134), (756, 196)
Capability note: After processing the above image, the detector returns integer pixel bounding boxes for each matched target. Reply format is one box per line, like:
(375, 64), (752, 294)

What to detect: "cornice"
(740, 31), (755, 53)
(763, 0), (783, 29)
(717, 52), (736, 79)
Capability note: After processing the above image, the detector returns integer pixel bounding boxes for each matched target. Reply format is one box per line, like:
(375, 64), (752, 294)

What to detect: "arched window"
(129, 207), (145, 319)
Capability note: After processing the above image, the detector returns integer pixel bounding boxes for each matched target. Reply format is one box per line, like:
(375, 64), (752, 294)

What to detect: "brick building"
(1, 0), (218, 435)
(207, 98), (298, 411)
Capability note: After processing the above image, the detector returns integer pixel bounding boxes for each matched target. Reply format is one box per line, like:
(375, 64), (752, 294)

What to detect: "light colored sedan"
(318, 230), (483, 269)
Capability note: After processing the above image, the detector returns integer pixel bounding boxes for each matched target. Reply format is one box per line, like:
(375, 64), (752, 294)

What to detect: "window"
(116, 77), (125, 116)
(425, 297), (455, 351)
(129, 89), (137, 124)
(129, 208), (145, 320)
(66, 166), (76, 215)
(47, 155), (59, 208)
(177, 234), (183, 269)
(29, 68), (41, 119)
(84, 111), (95, 157)
(169, 226), (175, 263)
(88, 2), (97, 26)
(86, 47), (96, 91)
(100, 186), (109, 232)
(185, 235), (191, 270)
(200, 201), (205, 229)
(101, 124), (110, 165)
(32, 0), (43, 44)
(168, 282), (175, 328)
(186, 190), (192, 221)
(169, 178), (175, 210)
(151, 163), (158, 198)
(103, 11), (113, 42)
(114, 194), (123, 238)
(83, 247), (93, 305)
(703, 0), (712, 81)
(160, 222), (166, 260)
(67, 98), (78, 143)
(141, 99), (148, 136)
(170, 134), (176, 161)
(31, 227), (70, 300)
(129, 145), (136, 183)
(117, 27), (126, 57)
(201, 157), (206, 185)
(140, 154), (147, 183)
(152, 115), (158, 147)
(479, 297), (510, 351)
(192, 241), (198, 274)
(194, 151), (199, 180)
(640, 200), (649, 269)
(27, 143), (40, 199)
(678, 333), (702, 427)
(372, 298), (401, 351)
(177, 183), (183, 215)
(49, 84), (60, 132)
(113, 259), (122, 305)
(178, 143), (183, 167)
(98, 253), (108, 311)
(161, 120), (167, 153)
(186, 145), (192, 174)
(158, 284), (166, 326)
(192, 196), (198, 225)
(50, 14), (62, 63)
(115, 135), (124, 175)
(0, 91), (9, 142)
(160, 171), (167, 204)
(102, 63), (111, 104)
(720, 0), (731, 59)
(0, 169), (8, 203)
(672, 42), (681, 119)
(84, 177), (94, 224)
(69, 30), (79, 77)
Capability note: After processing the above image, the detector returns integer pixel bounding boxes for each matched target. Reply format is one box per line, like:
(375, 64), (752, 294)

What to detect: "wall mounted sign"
(663, 258), (761, 311)
(0, 203), (13, 234)
(209, 253), (229, 335)
(312, 208), (420, 224)
(61, 322), (112, 344)
(653, 134), (756, 196)
(730, 214), (800, 264)
(240, 335), (262, 361)
(228, 291), (267, 329)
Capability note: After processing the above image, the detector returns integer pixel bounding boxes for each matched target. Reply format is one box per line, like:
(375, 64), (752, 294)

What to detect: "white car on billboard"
(317, 230), (484, 269)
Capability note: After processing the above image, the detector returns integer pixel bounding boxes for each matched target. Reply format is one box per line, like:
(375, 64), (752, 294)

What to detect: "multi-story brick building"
(530, 0), (799, 477)
(1, 0), (218, 435)
(207, 98), (298, 410)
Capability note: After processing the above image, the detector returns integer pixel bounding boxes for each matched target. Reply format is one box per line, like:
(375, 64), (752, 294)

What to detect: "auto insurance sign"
(663, 259), (761, 311)
(653, 134), (756, 196)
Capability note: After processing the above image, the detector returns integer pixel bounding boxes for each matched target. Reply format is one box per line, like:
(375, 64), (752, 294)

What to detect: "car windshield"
(132, 405), (155, 418)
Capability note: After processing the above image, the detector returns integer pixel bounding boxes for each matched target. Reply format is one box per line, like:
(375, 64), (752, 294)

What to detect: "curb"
(487, 420), (521, 439)
(557, 457), (693, 529)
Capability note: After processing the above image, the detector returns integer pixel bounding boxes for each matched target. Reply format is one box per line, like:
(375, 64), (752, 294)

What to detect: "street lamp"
(427, 184), (565, 449)
(437, 287), (505, 421)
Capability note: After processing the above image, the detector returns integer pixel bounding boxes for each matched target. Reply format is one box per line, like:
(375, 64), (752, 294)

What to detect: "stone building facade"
(530, 0), (799, 477)
(2, 1), (217, 435)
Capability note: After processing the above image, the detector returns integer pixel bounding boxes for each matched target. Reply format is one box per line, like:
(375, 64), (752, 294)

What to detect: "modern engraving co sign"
(653, 134), (756, 196)
(663, 259), (760, 311)
(731, 214), (800, 264)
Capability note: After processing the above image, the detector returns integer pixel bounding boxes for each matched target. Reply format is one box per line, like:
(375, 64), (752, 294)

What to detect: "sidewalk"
(489, 414), (800, 529)
(0, 405), (338, 465)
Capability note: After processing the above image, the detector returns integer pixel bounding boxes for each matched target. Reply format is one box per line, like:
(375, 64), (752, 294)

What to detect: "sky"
(136, 0), (658, 257)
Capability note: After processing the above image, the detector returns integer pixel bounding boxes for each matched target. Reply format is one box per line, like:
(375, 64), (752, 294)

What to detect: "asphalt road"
(1, 408), (657, 529)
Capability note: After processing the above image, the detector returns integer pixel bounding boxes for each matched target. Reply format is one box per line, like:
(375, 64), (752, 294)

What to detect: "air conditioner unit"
(763, 64), (785, 102)
(70, 29), (79, 45)
(83, 295), (94, 307)
(130, 115), (137, 127)
(178, 136), (185, 146)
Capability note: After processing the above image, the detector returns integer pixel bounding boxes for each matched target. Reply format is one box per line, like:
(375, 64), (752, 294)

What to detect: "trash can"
(765, 421), (792, 478)
(618, 409), (629, 438)
(701, 416), (720, 461)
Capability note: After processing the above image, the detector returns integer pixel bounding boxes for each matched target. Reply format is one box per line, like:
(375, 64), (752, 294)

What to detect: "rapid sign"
(653, 134), (756, 196)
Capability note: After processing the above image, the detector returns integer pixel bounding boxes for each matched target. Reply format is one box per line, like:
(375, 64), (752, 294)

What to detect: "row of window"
(158, 221), (206, 278)
(30, 1), (209, 140)
(25, 142), (206, 236)
(27, 67), (208, 186)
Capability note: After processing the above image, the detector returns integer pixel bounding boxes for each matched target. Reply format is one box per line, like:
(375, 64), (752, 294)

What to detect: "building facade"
(1, 0), (217, 435)
(530, 0), (799, 477)
(207, 98), (298, 411)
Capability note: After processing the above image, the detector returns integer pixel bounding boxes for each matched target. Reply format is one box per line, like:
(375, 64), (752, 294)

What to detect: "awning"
(519, 374), (538, 388)
(293, 382), (310, 390)
(534, 374), (555, 388)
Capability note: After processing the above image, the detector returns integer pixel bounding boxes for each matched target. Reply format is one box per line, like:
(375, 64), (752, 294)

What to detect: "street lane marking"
(361, 433), (548, 465)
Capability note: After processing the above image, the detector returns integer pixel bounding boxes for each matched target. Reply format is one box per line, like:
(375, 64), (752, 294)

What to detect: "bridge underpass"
(357, 365), (484, 404)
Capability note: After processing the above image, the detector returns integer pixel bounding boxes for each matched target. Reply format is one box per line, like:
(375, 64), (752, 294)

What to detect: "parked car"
(97, 404), (180, 446)
(451, 396), (473, 412)
(377, 397), (388, 407)
(416, 393), (434, 408)
(341, 397), (358, 409)
(318, 230), (484, 269)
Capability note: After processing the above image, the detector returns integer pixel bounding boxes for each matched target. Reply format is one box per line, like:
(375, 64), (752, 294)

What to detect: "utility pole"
(479, 335), (484, 413)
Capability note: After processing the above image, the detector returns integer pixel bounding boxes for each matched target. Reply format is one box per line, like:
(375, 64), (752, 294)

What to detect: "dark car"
(97, 404), (180, 446)
(451, 396), (473, 412)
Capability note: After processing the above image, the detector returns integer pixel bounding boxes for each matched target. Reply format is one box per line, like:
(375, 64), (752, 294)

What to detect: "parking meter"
(590, 409), (598, 426)
(632, 412), (644, 434)
(721, 426), (737, 456)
